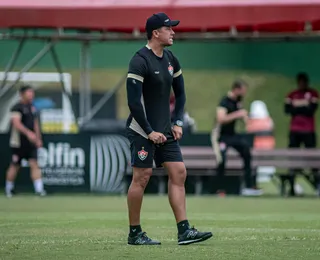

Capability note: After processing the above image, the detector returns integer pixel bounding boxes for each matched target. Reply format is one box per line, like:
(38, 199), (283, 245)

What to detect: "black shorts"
(11, 146), (38, 165)
(289, 131), (316, 148)
(127, 129), (183, 168)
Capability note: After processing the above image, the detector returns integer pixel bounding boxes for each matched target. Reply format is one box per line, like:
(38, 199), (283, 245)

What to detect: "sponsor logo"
(37, 142), (86, 186)
(186, 230), (197, 239)
(38, 143), (85, 168)
(90, 135), (131, 193)
(138, 147), (148, 161)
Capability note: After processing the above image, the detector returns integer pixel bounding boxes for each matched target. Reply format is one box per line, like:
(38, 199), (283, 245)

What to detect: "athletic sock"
(177, 220), (190, 234)
(129, 225), (142, 237)
(5, 181), (14, 193)
(33, 179), (44, 193)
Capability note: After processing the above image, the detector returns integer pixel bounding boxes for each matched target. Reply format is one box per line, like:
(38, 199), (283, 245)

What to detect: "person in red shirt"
(284, 72), (319, 195)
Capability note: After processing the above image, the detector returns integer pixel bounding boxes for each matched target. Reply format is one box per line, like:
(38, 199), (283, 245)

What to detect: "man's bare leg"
(5, 164), (20, 197)
(164, 161), (213, 245)
(163, 162), (187, 223)
(127, 167), (152, 227)
(127, 167), (161, 245)
(29, 159), (46, 195)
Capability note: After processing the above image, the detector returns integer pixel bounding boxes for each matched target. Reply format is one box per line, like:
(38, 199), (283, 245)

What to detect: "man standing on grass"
(5, 85), (46, 198)
(284, 72), (319, 196)
(125, 12), (212, 245)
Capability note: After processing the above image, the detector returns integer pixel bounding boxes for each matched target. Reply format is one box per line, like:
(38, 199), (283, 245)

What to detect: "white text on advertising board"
(38, 142), (85, 186)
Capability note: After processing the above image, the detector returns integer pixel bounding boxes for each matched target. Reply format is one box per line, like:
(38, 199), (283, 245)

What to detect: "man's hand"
(235, 109), (248, 119)
(36, 139), (43, 148)
(148, 131), (167, 144)
(27, 131), (37, 144)
(172, 125), (183, 140)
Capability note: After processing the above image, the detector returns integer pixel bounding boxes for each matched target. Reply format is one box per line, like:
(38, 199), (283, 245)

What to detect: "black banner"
(0, 132), (245, 195)
(37, 134), (90, 192)
(0, 133), (132, 194)
(0, 134), (91, 193)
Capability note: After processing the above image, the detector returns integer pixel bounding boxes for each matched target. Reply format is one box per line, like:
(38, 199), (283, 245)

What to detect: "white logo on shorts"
(219, 142), (226, 151)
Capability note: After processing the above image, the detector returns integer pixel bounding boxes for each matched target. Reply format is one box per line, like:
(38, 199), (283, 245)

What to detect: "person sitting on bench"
(211, 80), (263, 197)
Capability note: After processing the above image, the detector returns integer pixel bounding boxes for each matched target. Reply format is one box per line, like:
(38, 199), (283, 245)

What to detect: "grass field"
(1, 195), (320, 260)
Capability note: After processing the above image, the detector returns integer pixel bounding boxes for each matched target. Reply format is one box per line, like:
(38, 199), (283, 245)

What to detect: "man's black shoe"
(128, 231), (161, 245)
(178, 226), (213, 245)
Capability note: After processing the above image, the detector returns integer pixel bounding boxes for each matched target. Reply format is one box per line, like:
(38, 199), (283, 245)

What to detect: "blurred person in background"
(125, 12), (212, 246)
(284, 72), (319, 196)
(5, 85), (46, 198)
(170, 92), (197, 134)
(211, 80), (263, 197)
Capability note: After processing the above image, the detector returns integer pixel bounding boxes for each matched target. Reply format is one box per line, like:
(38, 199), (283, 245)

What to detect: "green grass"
(7, 67), (320, 147)
(1, 195), (320, 260)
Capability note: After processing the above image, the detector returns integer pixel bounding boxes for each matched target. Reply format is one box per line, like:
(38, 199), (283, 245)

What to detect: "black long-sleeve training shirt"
(126, 45), (186, 138)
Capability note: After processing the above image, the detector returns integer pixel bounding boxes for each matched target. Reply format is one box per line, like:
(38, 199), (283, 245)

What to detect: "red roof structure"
(1, 1), (320, 132)
(0, 0), (320, 33)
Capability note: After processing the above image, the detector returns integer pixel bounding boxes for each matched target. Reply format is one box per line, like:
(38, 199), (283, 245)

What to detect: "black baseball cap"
(145, 12), (180, 34)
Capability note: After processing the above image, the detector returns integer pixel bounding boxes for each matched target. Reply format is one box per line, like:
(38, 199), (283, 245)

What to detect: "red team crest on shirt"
(168, 63), (174, 76)
(138, 147), (148, 161)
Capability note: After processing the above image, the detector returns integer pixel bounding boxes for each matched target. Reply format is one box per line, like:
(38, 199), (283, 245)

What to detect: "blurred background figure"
(170, 92), (197, 134)
(284, 72), (319, 196)
(211, 80), (263, 197)
(5, 85), (46, 198)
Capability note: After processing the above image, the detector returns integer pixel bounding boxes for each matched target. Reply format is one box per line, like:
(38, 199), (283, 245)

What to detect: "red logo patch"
(138, 147), (148, 161)
(168, 64), (174, 76)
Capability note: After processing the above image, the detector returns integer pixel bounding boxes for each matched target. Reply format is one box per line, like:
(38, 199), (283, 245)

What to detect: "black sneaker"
(178, 226), (213, 245)
(128, 231), (161, 245)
